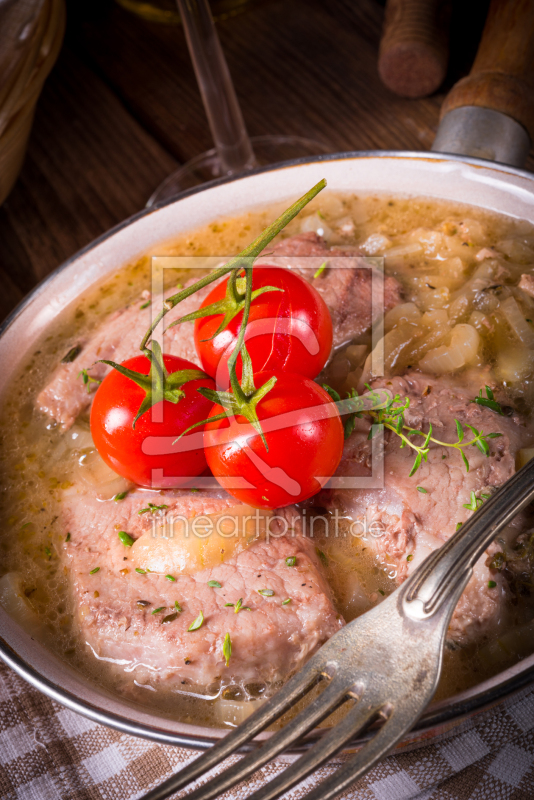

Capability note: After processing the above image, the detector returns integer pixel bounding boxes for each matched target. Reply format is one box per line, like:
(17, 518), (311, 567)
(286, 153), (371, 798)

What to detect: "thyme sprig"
(336, 385), (502, 477)
(78, 368), (101, 393)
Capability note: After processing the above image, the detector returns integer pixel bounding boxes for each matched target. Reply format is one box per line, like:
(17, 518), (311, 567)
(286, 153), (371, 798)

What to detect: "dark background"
(1, 0), (531, 324)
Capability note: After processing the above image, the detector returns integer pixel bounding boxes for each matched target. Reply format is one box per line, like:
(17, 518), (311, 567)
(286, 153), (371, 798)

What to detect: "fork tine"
(139, 660), (321, 800)
(245, 697), (384, 800)
(173, 675), (353, 800)
(300, 711), (418, 800)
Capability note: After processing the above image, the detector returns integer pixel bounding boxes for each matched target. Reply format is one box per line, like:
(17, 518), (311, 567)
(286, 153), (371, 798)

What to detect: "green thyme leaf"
(409, 452), (422, 477)
(456, 522), (463, 531)
(61, 345), (81, 363)
(488, 580), (497, 589)
(235, 598), (243, 613)
(174, 601), (182, 612)
(417, 487), (428, 494)
(344, 414), (356, 439)
(474, 397), (503, 413)
(138, 502), (169, 515)
(135, 568), (146, 575)
(208, 580), (222, 588)
(118, 531), (134, 547)
(472, 385), (503, 414)
(313, 261), (328, 279)
(166, 574), (177, 582)
(322, 384), (341, 403)
(475, 437), (490, 456)
(285, 556), (297, 567)
(282, 598), (292, 605)
(89, 567), (100, 575)
(65, 532), (71, 542)
(406, 554), (414, 562)
(455, 419), (464, 443)
(162, 612), (178, 624)
(78, 368), (101, 393)
(258, 589), (275, 597)
(224, 602), (235, 607)
(113, 491), (128, 502)
(315, 548), (329, 567)
(152, 606), (165, 614)
(489, 552), (506, 570)
(223, 632), (232, 666)
(378, 589), (385, 596)
(463, 491), (484, 511)
(461, 451), (470, 472)
(188, 611), (204, 631)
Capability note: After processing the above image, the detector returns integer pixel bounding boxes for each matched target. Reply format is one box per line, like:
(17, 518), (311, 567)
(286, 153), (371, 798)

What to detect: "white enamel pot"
(1, 0), (534, 756)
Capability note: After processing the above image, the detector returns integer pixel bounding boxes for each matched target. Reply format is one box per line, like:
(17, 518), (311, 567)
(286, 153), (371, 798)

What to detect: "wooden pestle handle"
(378, 0), (451, 99)
(440, 0), (534, 141)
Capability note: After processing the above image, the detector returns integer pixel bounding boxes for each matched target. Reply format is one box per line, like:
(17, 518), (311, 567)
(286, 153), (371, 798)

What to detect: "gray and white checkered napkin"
(1, 661), (534, 800)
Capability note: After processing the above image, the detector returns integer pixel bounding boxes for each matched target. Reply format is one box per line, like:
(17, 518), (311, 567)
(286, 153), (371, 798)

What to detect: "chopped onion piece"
(501, 296), (534, 348)
(419, 324), (479, 374)
(300, 212), (333, 242)
(496, 239), (534, 264)
(468, 311), (489, 332)
(360, 233), (391, 255)
(496, 346), (534, 382)
(384, 302), (421, 332)
(421, 309), (449, 327)
(384, 243), (423, 259)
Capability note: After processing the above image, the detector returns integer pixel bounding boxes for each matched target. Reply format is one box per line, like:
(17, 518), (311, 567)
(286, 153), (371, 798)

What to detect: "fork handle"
(404, 456), (534, 619)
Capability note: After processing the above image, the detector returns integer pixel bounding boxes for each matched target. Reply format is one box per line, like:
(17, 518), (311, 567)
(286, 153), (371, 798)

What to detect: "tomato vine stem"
(138, 179), (327, 353)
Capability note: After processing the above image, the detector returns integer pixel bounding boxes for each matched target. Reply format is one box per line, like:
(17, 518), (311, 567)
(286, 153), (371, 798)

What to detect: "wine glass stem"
(176, 0), (256, 175)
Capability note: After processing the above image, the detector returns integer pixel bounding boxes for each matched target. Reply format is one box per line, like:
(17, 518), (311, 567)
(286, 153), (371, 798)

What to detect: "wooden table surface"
(1, 0), (533, 325)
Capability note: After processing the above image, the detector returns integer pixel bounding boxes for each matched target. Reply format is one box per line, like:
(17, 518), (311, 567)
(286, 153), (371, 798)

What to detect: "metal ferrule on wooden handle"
(432, 0), (534, 167)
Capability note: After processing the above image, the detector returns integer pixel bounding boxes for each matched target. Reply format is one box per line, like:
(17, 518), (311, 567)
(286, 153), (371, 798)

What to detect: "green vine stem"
(139, 179), (327, 353)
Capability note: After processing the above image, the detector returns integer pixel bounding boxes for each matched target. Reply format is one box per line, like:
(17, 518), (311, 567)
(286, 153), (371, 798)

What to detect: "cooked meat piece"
(37, 233), (402, 429)
(519, 273), (534, 300)
(316, 371), (533, 645)
(264, 232), (402, 347)
(37, 279), (214, 430)
(61, 487), (343, 689)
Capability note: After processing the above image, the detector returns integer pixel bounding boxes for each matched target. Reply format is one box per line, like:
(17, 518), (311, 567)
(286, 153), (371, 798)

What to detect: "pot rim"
(1, 148), (534, 751)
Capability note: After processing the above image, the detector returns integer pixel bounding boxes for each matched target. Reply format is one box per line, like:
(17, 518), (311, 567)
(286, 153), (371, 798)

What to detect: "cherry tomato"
(203, 372), (344, 509)
(194, 266), (333, 387)
(91, 354), (215, 488)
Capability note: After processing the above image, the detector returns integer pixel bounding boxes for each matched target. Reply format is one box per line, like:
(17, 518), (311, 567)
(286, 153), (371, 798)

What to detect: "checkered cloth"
(1, 661), (534, 800)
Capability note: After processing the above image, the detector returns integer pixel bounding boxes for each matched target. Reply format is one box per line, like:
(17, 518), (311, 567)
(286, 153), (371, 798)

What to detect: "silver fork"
(140, 456), (534, 800)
